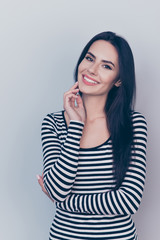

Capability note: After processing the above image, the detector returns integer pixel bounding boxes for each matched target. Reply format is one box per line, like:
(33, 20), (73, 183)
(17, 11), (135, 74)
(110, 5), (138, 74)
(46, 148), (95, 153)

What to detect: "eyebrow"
(87, 51), (115, 68)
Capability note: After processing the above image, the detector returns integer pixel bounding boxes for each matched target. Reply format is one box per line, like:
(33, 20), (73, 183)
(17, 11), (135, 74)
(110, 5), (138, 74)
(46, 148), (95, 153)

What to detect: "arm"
(41, 114), (84, 202)
(37, 173), (55, 203)
(57, 113), (147, 215)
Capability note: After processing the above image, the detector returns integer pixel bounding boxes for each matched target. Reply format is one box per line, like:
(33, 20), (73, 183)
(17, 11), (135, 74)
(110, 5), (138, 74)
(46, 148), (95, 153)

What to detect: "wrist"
(68, 115), (85, 124)
(70, 119), (85, 125)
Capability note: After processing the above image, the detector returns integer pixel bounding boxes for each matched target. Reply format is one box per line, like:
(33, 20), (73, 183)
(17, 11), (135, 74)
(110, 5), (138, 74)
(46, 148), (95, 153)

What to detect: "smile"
(83, 75), (99, 85)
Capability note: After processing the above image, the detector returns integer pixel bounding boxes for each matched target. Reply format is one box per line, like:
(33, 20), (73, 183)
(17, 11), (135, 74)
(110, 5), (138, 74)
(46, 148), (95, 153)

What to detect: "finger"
(37, 175), (47, 193)
(64, 89), (79, 98)
(76, 95), (84, 106)
(70, 97), (76, 108)
(70, 81), (79, 91)
(37, 175), (43, 188)
(64, 96), (78, 110)
(64, 94), (78, 103)
(40, 181), (47, 193)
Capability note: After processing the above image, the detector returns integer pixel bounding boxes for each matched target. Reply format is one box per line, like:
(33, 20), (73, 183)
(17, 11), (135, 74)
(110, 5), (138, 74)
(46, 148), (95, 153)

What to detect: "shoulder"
(41, 110), (64, 128)
(131, 111), (147, 125)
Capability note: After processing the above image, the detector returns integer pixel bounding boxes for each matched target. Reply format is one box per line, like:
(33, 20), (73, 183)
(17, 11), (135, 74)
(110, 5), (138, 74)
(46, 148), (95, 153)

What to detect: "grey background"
(0, 0), (159, 239)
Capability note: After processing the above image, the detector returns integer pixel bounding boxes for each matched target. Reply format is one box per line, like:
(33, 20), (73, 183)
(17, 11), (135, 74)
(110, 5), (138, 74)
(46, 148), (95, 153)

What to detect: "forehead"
(88, 40), (118, 63)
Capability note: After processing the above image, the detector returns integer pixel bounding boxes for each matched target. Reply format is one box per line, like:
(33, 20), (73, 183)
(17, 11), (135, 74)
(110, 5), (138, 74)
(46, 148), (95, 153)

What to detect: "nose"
(87, 62), (98, 76)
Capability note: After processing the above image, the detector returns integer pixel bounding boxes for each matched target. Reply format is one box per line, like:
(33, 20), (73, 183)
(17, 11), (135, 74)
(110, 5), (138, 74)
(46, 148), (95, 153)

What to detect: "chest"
(80, 120), (110, 149)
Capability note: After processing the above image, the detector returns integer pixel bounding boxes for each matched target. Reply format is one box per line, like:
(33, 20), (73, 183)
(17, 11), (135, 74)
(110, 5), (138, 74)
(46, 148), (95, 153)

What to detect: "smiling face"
(78, 40), (120, 97)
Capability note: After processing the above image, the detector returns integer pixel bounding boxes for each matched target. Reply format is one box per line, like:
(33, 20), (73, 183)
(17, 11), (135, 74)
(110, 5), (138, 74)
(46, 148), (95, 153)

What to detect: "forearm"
(42, 115), (84, 202)
(57, 178), (145, 215)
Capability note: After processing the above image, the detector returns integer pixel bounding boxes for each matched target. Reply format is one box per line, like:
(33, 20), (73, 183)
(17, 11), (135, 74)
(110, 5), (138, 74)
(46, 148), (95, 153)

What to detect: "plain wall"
(0, 0), (159, 239)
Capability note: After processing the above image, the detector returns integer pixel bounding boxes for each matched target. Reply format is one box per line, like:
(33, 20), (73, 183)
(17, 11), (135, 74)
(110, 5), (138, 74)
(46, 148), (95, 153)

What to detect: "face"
(78, 40), (120, 97)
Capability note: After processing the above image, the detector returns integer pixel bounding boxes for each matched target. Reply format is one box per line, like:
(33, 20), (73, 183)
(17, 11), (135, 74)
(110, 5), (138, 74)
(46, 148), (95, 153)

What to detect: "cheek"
(99, 74), (118, 92)
(100, 72), (114, 84)
(77, 68), (83, 85)
(78, 61), (85, 73)
(77, 62), (86, 84)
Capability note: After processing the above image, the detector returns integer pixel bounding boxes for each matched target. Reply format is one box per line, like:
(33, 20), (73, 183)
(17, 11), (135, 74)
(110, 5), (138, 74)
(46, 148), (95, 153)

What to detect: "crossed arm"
(38, 113), (147, 216)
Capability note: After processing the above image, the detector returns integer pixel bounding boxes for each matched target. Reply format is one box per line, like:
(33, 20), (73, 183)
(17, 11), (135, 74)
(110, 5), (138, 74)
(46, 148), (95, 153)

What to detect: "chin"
(78, 81), (97, 96)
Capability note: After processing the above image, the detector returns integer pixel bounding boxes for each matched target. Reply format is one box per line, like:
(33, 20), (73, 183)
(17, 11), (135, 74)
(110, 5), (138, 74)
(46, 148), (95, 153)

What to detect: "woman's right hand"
(63, 82), (86, 123)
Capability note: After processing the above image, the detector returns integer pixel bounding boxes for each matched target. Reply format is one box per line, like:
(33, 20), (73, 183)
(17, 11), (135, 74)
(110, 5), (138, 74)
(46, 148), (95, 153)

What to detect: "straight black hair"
(74, 31), (136, 189)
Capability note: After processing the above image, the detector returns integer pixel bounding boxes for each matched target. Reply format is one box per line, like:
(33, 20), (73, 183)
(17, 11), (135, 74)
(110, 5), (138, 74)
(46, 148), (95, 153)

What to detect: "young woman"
(37, 31), (147, 240)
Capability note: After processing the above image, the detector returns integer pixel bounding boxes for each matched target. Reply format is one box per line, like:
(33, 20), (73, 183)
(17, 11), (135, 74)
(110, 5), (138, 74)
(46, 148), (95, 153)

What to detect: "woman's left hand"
(37, 173), (55, 203)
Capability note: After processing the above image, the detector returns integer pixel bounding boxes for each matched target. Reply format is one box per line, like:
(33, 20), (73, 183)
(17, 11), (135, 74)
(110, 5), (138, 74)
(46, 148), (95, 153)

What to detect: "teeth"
(84, 76), (98, 84)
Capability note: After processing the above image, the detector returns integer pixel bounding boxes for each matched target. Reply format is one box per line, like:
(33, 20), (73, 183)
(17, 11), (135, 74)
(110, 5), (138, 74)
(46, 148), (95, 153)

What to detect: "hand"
(36, 173), (55, 203)
(63, 82), (86, 123)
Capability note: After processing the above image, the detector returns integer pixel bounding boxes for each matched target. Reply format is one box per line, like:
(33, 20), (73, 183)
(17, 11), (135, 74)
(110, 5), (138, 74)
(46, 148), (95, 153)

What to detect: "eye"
(85, 56), (93, 62)
(103, 64), (112, 70)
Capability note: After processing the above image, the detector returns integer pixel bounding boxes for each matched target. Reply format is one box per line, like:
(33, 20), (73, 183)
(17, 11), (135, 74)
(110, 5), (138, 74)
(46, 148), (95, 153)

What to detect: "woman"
(37, 31), (147, 240)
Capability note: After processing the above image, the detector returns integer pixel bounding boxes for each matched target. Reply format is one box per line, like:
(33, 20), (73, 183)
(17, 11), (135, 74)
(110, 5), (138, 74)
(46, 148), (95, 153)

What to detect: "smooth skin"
(37, 40), (121, 199)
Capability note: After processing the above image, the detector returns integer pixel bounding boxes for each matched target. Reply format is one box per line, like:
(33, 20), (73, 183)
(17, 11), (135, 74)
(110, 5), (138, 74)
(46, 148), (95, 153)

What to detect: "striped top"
(41, 110), (147, 240)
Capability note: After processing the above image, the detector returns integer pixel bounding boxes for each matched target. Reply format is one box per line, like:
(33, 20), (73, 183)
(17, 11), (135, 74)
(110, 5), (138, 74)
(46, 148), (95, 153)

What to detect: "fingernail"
(36, 175), (40, 180)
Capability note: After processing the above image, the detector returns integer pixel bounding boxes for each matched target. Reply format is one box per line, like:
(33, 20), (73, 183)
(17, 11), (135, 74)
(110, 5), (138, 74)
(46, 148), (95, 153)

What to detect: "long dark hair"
(74, 31), (136, 189)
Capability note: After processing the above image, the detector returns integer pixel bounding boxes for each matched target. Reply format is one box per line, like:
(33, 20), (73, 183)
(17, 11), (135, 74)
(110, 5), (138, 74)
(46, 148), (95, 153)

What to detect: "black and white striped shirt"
(41, 110), (147, 240)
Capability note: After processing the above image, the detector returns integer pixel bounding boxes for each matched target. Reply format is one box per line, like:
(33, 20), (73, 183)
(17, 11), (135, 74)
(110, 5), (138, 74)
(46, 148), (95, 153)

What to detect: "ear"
(114, 79), (121, 87)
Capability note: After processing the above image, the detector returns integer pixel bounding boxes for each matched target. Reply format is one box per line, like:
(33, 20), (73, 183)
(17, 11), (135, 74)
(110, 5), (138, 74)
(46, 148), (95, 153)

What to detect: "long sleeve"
(41, 114), (84, 202)
(56, 113), (147, 215)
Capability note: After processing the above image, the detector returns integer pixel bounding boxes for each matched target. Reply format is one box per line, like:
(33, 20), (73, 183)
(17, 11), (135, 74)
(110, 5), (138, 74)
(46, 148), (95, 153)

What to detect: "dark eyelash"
(85, 56), (93, 61)
(85, 56), (112, 70)
(104, 65), (112, 70)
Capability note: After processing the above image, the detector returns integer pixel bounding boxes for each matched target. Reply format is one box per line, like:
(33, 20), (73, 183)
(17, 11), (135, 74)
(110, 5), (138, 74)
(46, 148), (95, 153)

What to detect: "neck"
(82, 94), (108, 121)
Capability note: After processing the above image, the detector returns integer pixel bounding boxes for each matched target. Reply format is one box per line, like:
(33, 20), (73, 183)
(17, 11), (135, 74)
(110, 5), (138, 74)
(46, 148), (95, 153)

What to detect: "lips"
(82, 75), (99, 86)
